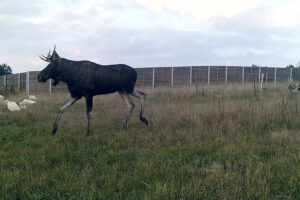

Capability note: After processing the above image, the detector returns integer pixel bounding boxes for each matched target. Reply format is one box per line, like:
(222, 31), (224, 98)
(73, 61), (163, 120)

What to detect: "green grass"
(1, 83), (300, 199)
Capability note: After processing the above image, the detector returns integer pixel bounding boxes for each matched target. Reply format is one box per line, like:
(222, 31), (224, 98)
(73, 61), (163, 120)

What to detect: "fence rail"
(0, 66), (297, 95)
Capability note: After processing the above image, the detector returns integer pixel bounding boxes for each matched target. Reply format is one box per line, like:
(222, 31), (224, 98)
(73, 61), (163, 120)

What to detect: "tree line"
(0, 63), (12, 76)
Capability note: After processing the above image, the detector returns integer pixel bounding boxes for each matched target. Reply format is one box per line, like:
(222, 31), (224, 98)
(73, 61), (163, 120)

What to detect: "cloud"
(0, 0), (42, 16)
(1, 0), (300, 73)
(212, 46), (272, 58)
(131, 0), (261, 20)
(265, 1), (300, 28)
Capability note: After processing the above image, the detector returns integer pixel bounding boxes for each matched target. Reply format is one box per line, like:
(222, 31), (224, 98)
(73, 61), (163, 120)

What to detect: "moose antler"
(47, 50), (51, 58)
(39, 55), (49, 62)
(39, 50), (52, 62)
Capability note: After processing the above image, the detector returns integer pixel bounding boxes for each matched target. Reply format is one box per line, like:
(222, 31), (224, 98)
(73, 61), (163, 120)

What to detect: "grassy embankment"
(1, 83), (300, 199)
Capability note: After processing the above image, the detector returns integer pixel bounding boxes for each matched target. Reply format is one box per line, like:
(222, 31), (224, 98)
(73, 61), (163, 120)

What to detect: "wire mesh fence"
(0, 66), (297, 95)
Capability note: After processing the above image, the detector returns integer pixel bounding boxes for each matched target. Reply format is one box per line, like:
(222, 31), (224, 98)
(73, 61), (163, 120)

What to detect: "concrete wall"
(0, 66), (295, 94)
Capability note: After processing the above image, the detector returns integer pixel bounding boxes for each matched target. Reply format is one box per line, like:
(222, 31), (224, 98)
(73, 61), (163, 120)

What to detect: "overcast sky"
(1, 0), (300, 73)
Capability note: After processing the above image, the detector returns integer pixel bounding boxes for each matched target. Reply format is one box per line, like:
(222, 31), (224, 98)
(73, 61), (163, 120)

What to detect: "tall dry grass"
(1, 82), (300, 199)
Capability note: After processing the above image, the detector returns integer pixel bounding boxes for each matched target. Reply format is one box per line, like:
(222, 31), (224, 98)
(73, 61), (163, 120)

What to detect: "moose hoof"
(85, 130), (92, 137)
(140, 116), (148, 126)
(143, 119), (149, 126)
(52, 129), (57, 135)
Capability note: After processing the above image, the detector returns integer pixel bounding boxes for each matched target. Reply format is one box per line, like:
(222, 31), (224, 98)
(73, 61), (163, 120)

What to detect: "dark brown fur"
(38, 48), (148, 136)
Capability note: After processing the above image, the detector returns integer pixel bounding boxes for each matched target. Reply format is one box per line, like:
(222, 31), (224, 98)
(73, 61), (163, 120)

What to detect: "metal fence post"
(18, 73), (20, 89)
(242, 66), (245, 84)
(258, 67), (261, 83)
(3, 75), (6, 94)
(171, 67), (174, 87)
(152, 67), (155, 88)
(290, 67), (293, 82)
(3, 75), (6, 88)
(189, 66), (192, 86)
(274, 68), (277, 83)
(26, 71), (30, 94)
(225, 66), (228, 84)
(208, 66), (210, 86)
(266, 67), (268, 84)
(49, 79), (52, 93)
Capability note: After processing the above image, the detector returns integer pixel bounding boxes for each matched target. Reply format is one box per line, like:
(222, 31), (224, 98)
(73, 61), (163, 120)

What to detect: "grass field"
(1, 83), (300, 199)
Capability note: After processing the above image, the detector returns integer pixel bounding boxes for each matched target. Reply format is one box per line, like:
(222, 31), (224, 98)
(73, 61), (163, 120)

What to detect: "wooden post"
(260, 73), (264, 92)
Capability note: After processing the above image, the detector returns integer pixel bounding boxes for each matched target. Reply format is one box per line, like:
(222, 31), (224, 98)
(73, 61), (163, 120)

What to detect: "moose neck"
(55, 58), (77, 84)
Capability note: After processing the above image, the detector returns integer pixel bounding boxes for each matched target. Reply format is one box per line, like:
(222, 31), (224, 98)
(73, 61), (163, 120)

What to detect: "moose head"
(38, 46), (62, 86)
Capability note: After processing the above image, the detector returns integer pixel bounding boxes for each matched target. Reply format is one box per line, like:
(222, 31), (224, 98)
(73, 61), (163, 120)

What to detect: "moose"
(38, 46), (148, 137)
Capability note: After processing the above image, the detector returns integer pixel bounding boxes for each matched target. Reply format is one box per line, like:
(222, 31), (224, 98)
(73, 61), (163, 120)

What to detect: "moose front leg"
(52, 97), (80, 135)
(85, 96), (93, 137)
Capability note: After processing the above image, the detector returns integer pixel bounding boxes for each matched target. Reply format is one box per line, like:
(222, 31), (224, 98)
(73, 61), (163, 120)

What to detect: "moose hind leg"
(52, 97), (79, 135)
(131, 89), (148, 126)
(85, 96), (93, 137)
(119, 92), (135, 130)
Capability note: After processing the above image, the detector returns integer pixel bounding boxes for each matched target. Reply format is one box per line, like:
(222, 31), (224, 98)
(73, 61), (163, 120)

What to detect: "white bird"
(20, 99), (36, 106)
(0, 95), (5, 105)
(28, 95), (37, 101)
(5, 100), (21, 112)
(20, 105), (27, 109)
